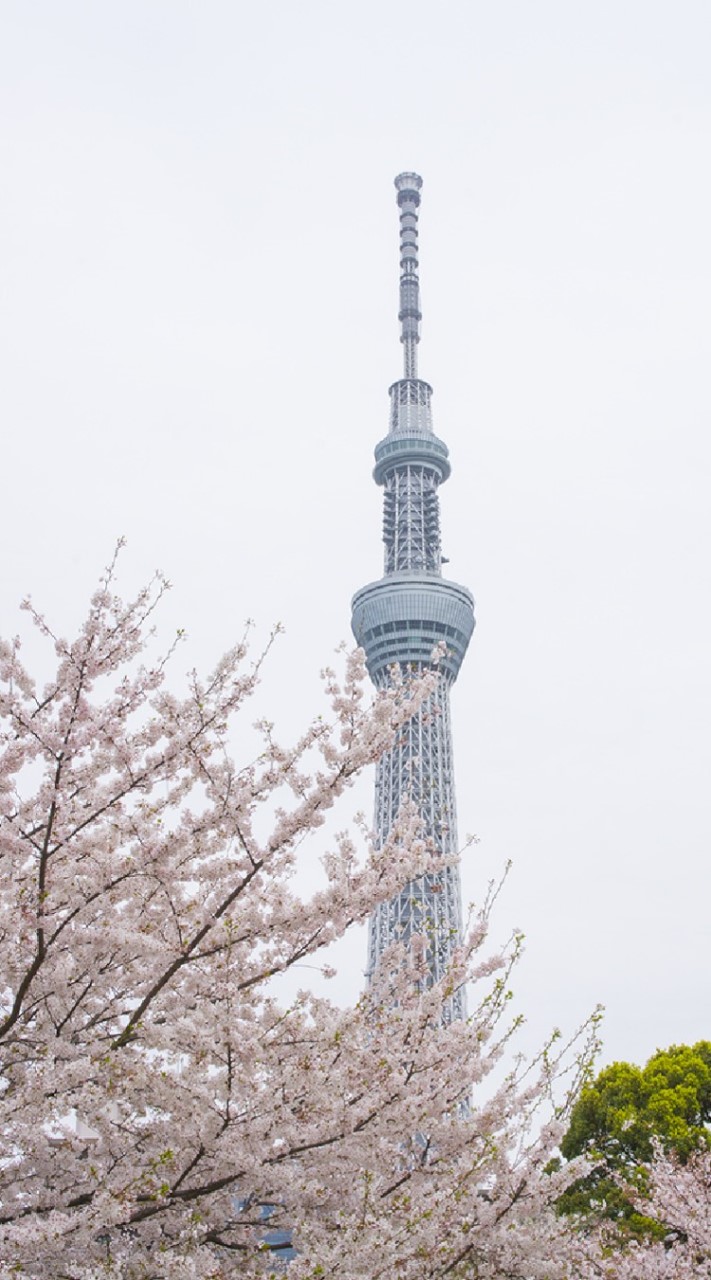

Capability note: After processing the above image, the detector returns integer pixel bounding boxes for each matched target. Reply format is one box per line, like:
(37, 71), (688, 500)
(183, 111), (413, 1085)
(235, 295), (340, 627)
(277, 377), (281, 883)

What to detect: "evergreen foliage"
(558, 1041), (711, 1238)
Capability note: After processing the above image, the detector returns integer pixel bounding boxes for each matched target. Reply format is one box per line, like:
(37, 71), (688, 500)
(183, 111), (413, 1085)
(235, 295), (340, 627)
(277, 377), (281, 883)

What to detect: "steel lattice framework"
(351, 174), (475, 1020)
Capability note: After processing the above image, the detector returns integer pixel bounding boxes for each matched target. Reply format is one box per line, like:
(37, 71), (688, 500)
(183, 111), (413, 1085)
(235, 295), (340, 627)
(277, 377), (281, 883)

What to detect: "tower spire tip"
(394, 171), (423, 196)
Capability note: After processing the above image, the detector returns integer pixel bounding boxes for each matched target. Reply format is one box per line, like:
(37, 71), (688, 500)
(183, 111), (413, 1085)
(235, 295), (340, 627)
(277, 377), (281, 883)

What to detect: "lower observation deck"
(351, 572), (475, 684)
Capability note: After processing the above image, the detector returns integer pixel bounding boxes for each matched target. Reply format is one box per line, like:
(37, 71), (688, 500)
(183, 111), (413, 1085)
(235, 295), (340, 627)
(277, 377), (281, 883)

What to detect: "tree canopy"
(558, 1041), (711, 1237)
(583, 1145), (711, 1279)
(2, 552), (708, 1278)
(562, 1041), (711, 1165)
(0, 554), (601, 1278)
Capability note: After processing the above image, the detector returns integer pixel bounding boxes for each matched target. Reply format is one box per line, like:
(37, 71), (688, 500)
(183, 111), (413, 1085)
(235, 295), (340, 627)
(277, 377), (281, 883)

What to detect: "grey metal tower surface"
(351, 174), (475, 1018)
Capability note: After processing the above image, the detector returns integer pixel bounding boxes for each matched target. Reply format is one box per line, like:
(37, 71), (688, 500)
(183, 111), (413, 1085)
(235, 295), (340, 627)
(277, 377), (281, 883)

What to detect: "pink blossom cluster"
(578, 1147), (711, 1279)
(0, 556), (705, 1278)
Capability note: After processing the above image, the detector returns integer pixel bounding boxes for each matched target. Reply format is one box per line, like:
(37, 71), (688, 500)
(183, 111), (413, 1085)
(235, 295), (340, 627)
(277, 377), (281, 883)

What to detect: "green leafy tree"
(557, 1041), (711, 1238)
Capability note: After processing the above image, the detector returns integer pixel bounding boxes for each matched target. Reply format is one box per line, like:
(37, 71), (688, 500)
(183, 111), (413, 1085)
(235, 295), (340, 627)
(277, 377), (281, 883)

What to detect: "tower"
(351, 173), (475, 1019)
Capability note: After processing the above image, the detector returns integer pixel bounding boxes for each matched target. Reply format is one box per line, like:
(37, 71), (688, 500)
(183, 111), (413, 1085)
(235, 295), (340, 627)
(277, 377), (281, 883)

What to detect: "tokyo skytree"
(351, 173), (475, 1019)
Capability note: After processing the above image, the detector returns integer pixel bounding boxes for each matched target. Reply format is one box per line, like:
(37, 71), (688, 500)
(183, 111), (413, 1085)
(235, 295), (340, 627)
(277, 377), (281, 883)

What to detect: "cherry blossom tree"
(577, 1147), (711, 1278)
(0, 551), (599, 1279)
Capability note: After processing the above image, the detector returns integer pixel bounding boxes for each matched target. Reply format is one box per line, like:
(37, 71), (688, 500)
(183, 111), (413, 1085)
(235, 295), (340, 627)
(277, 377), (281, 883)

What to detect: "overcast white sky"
(1, 1), (709, 1073)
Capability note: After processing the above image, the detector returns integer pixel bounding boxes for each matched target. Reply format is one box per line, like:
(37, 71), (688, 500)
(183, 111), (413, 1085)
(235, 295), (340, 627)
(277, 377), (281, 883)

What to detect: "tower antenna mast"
(395, 171), (423, 380)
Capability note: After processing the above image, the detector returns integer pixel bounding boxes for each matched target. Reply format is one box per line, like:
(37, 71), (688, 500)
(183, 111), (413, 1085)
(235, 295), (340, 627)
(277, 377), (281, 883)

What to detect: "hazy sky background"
(1, 1), (709, 1072)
